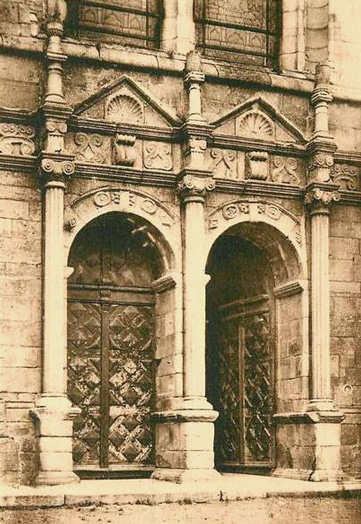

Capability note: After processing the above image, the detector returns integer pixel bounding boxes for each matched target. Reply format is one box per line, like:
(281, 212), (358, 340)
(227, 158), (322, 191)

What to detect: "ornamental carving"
(272, 156), (301, 185)
(238, 111), (274, 140)
(222, 202), (250, 220)
(304, 187), (340, 209)
(246, 151), (269, 180)
(113, 134), (136, 166)
(87, 188), (174, 228)
(257, 203), (282, 220)
(41, 157), (75, 183)
(106, 94), (143, 124)
(178, 175), (215, 199)
(330, 163), (359, 191)
(209, 149), (238, 179)
(0, 123), (36, 156)
(74, 133), (105, 164)
(143, 142), (172, 171)
(207, 200), (302, 248)
(308, 152), (334, 183)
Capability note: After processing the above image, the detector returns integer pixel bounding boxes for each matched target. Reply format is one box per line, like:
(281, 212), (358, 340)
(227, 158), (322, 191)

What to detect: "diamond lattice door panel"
(67, 214), (158, 473)
(215, 299), (274, 468)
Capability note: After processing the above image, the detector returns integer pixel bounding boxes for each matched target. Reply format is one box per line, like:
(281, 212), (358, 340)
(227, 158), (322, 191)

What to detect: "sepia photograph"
(0, 1), (361, 522)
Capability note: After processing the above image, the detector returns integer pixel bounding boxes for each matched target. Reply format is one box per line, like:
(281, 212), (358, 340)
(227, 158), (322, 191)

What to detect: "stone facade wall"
(329, 205), (361, 478)
(0, 168), (42, 484)
(0, 0), (361, 486)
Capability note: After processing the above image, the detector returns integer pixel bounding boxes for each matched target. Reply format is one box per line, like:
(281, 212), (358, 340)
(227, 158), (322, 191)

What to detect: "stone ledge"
(1, 474), (361, 508)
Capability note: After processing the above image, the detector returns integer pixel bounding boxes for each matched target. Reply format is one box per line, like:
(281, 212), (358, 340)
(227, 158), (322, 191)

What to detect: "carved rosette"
(308, 151), (334, 183)
(178, 175), (215, 201)
(40, 157), (75, 185)
(304, 186), (340, 215)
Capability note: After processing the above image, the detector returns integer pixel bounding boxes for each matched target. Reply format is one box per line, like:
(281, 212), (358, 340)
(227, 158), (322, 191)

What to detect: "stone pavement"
(1, 474), (361, 508)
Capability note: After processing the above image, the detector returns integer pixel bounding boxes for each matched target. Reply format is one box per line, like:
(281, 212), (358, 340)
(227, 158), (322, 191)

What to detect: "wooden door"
(67, 215), (158, 474)
(211, 296), (274, 470)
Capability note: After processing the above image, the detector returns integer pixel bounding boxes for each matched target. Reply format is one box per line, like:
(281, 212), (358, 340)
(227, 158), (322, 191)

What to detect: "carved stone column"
(30, 1), (80, 486)
(151, 54), (220, 483)
(305, 184), (340, 410)
(31, 155), (79, 485)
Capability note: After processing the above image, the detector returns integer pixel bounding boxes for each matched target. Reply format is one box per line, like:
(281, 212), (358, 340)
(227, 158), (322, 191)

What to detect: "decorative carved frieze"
(40, 156), (75, 184)
(246, 151), (269, 180)
(222, 202), (250, 220)
(330, 163), (359, 191)
(143, 142), (172, 171)
(271, 156), (301, 185)
(0, 123), (36, 156)
(113, 134), (136, 166)
(73, 132), (106, 164)
(209, 148), (238, 179)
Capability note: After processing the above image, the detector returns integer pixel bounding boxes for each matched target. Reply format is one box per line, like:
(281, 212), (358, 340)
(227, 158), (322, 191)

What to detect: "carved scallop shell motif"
(105, 94), (143, 124)
(238, 110), (274, 140)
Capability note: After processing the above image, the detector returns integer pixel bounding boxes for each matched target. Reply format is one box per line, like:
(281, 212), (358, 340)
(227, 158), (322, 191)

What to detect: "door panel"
(214, 299), (274, 469)
(67, 214), (158, 473)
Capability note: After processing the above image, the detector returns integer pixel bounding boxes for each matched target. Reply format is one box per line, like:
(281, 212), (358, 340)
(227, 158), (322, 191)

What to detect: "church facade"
(1, 0), (361, 486)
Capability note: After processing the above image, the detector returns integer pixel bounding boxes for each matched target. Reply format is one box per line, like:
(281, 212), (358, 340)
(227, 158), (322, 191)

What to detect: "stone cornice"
(69, 117), (180, 141)
(73, 162), (177, 187)
(0, 154), (36, 172)
(212, 134), (307, 156)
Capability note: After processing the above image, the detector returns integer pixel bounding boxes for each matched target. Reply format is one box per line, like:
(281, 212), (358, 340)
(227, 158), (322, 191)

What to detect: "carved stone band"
(41, 157), (75, 184)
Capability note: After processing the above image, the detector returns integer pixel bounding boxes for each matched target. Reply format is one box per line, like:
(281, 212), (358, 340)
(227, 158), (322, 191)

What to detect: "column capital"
(304, 183), (340, 215)
(184, 71), (205, 88)
(39, 152), (75, 186)
(177, 173), (215, 202)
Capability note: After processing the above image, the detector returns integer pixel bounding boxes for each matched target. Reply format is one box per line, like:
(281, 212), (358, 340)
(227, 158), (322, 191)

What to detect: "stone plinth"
(151, 408), (222, 483)
(273, 411), (344, 481)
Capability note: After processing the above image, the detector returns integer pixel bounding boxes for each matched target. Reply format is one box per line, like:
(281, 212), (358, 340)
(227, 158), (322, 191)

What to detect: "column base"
(151, 468), (222, 484)
(273, 410), (345, 482)
(30, 394), (80, 486)
(35, 470), (80, 486)
(152, 402), (219, 483)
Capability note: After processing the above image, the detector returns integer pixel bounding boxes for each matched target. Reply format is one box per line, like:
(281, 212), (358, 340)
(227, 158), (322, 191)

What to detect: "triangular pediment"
(73, 75), (182, 128)
(211, 96), (306, 145)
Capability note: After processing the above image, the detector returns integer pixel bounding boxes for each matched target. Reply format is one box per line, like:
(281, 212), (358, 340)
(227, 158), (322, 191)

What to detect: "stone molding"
(273, 280), (304, 299)
(152, 409), (219, 424)
(273, 411), (345, 425)
(152, 273), (178, 293)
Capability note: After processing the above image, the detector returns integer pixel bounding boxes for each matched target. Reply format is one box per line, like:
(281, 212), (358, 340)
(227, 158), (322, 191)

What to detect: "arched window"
(67, 0), (163, 49)
(194, 0), (281, 68)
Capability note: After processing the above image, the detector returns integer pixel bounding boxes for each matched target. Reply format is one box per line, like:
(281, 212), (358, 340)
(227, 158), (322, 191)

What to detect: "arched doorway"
(67, 212), (163, 477)
(206, 223), (284, 474)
